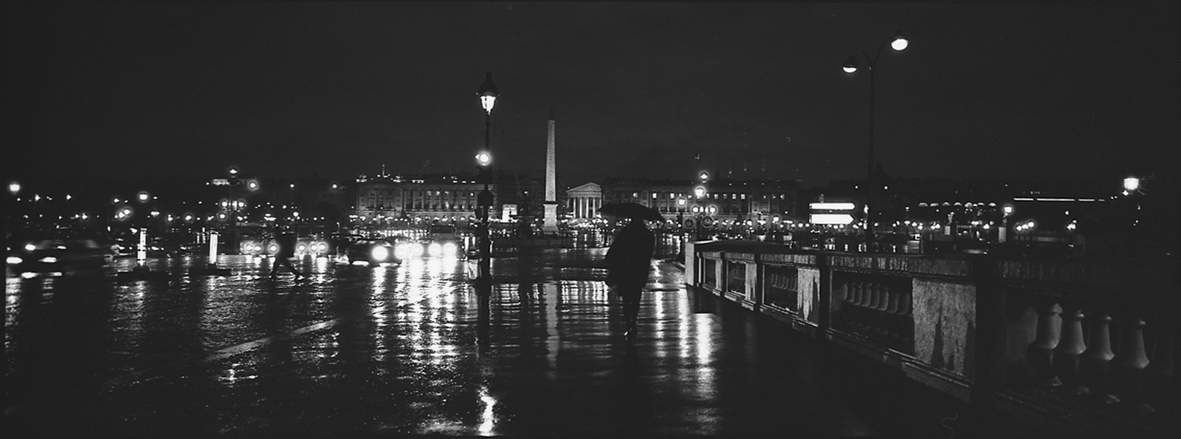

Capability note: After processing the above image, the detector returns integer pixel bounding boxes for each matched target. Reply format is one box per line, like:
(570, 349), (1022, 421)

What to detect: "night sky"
(5, 2), (1179, 190)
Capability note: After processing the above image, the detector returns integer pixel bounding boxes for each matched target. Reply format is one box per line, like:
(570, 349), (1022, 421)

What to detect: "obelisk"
(542, 110), (559, 234)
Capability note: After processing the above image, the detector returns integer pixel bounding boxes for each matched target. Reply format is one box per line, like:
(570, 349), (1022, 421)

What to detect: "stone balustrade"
(683, 240), (1179, 435)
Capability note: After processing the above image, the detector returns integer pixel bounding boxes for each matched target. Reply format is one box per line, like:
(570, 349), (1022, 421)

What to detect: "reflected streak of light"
(438, 256), (458, 275)
(679, 292), (691, 359)
(425, 258), (442, 277)
(693, 313), (717, 401)
(478, 386), (497, 436)
(372, 265), (387, 291)
(695, 314), (714, 365)
(5, 284), (18, 331)
(544, 283), (559, 373)
(654, 290), (667, 359)
(223, 361), (241, 385)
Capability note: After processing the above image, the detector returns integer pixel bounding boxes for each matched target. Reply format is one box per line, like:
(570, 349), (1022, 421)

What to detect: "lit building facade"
(566, 182), (603, 221)
(354, 173), (490, 223)
(565, 178), (800, 224)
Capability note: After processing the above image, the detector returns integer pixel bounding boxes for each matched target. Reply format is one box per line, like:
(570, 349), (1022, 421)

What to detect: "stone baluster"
(885, 284), (900, 314)
(1112, 316), (1152, 414)
(851, 280), (869, 327)
(873, 283), (890, 312)
(1144, 322), (1174, 408)
(841, 280), (856, 327)
(884, 283), (901, 341)
(1028, 302), (1063, 387)
(860, 281), (878, 333)
(868, 281), (883, 310)
(896, 288), (913, 343)
(1054, 306), (1088, 395)
(1081, 311), (1118, 404)
(872, 283), (890, 337)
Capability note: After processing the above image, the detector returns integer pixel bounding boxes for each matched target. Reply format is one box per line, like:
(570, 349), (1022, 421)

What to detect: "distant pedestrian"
(269, 229), (303, 281)
(605, 217), (655, 341)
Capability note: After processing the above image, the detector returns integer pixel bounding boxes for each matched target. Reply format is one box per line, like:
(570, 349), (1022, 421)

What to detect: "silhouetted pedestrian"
(269, 229), (303, 281)
(605, 217), (655, 341)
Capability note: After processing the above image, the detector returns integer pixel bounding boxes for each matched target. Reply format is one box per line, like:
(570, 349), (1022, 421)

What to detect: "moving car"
(340, 237), (404, 266)
(7, 238), (114, 273)
(422, 224), (464, 258)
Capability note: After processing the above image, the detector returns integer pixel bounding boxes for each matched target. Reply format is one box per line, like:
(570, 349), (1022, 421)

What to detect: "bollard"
(209, 232), (218, 265)
(136, 228), (147, 266)
(1028, 302), (1063, 387)
(189, 231), (231, 276)
(118, 228), (168, 282)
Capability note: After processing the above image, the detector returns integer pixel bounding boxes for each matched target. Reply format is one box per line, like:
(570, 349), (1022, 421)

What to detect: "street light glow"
(1123, 177), (1140, 192)
(890, 29), (909, 51)
(8, 182), (19, 195)
(842, 55), (859, 73)
(476, 151), (492, 166)
(477, 72), (499, 114)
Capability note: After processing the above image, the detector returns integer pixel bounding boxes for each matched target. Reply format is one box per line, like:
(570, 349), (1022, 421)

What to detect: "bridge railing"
(684, 240), (1178, 435)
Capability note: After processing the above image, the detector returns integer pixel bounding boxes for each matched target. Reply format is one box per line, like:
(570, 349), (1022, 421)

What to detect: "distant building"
(564, 177), (799, 225)
(566, 182), (602, 221)
(354, 173), (488, 223)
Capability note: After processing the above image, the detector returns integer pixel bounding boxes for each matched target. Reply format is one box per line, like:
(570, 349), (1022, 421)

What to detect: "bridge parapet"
(684, 240), (1179, 435)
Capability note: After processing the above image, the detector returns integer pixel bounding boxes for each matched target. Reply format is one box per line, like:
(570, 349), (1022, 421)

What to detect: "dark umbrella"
(598, 202), (664, 221)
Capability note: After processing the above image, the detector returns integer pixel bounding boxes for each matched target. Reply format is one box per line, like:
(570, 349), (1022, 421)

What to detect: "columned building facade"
(565, 182), (603, 221)
(564, 178), (800, 224)
(354, 174), (491, 223)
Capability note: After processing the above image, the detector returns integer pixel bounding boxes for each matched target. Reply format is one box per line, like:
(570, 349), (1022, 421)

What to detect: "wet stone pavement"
(6, 249), (1035, 438)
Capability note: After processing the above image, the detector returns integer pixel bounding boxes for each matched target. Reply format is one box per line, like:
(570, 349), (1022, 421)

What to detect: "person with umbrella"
(599, 202), (659, 341)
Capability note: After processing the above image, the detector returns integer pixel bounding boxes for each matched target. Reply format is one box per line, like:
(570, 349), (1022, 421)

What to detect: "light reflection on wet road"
(5, 250), (978, 437)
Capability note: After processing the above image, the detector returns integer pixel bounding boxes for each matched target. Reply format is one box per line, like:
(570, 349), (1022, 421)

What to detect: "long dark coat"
(605, 220), (655, 296)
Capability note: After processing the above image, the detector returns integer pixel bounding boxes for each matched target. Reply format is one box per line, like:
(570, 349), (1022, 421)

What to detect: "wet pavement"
(6, 249), (1032, 437)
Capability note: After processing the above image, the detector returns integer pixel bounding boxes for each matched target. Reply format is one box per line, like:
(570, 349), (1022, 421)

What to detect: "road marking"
(201, 318), (342, 363)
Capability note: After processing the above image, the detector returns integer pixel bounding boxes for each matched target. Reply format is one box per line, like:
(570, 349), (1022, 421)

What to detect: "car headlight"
(428, 242), (442, 257)
(442, 242), (458, 256)
(394, 243), (410, 260)
(40, 256), (58, 264)
(409, 243), (424, 257)
(371, 246), (389, 261)
(297, 243), (307, 253)
(268, 244), (279, 255)
(7, 256), (22, 265)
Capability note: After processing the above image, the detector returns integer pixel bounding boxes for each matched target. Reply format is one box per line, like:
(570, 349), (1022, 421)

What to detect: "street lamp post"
(693, 171), (710, 241)
(476, 72), (499, 287)
(843, 29), (909, 252)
